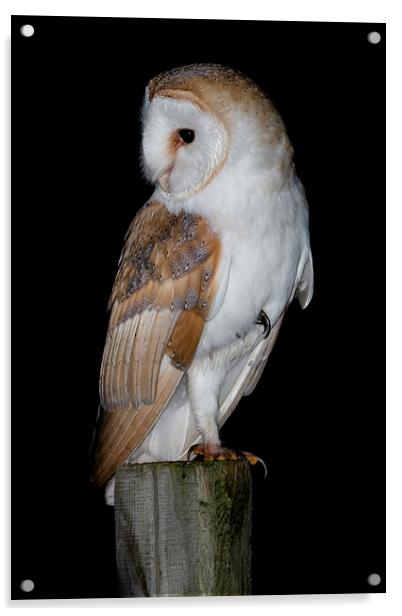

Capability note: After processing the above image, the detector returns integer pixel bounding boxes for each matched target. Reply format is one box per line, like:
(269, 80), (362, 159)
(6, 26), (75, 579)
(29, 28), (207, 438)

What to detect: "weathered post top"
(114, 460), (252, 597)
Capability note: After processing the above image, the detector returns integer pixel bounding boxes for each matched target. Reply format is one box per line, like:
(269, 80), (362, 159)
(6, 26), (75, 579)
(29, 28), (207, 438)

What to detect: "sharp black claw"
(259, 457), (268, 479)
(256, 310), (271, 339)
(187, 445), (197, 462)
(235, 449), (268, 478)
(235, 449), (248, 463)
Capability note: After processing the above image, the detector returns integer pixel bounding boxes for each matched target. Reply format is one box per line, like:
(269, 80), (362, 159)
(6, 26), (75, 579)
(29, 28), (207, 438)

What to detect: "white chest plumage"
(204, 218), (299, 351)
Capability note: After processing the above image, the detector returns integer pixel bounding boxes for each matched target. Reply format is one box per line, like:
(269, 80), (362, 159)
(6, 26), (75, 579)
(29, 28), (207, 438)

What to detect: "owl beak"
(157, 164), (174, 193)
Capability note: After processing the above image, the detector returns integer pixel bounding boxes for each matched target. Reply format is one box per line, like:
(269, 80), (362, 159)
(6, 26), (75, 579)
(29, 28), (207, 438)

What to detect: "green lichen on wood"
(115, 460), (252, 597)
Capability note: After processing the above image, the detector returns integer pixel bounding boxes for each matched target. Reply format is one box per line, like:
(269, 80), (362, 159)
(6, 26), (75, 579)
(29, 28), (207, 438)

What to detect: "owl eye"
(178, 129), (195, 144)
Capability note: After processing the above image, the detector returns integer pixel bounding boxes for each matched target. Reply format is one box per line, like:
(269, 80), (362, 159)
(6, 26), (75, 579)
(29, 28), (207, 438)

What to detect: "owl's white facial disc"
(141, 95), (228, 200)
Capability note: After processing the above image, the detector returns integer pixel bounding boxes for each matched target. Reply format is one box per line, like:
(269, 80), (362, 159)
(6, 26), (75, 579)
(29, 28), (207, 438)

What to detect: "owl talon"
(256, 310), (271, 339)
(238, 450), (268, 479)
(187, 444), (199, 461)
(186, 444), (267, 478)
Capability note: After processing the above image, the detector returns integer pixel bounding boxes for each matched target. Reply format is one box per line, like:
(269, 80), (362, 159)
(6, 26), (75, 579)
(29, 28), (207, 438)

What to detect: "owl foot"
(256, 310), (271, 339)
(187, 444), (267, 478)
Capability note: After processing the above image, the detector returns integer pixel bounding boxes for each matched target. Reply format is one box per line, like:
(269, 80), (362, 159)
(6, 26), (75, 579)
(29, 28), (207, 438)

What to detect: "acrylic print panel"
(11, 16), (385, 599)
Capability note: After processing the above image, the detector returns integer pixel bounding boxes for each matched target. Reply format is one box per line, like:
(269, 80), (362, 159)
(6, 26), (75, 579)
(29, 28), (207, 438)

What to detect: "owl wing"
(92, 200), (221, 486)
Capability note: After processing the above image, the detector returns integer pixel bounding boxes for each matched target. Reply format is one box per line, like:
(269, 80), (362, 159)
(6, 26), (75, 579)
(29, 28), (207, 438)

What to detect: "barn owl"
(91, 64), (314, 504)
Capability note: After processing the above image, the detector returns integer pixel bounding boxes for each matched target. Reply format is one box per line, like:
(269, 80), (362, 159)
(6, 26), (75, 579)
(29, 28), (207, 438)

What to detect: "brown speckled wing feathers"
(92, 200), (220, 486)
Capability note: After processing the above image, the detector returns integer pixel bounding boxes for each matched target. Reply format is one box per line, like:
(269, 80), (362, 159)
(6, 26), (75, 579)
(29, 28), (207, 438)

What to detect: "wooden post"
(114, 460), (252, 597)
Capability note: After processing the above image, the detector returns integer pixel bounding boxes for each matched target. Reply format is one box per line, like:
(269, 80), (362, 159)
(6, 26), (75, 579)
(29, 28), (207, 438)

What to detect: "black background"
(11, 16), (385, 599)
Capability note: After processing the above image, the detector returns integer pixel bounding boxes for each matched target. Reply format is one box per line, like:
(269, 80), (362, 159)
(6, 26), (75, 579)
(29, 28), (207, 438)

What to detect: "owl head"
(141, 64), (292, 201)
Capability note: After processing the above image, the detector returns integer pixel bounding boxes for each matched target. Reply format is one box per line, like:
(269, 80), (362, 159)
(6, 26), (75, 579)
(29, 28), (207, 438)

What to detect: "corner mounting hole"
(367, 31), (381, 45)
(20, 24), (35, 38)
(367, 573), (381, 587)
(20, 579), (34, 592)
